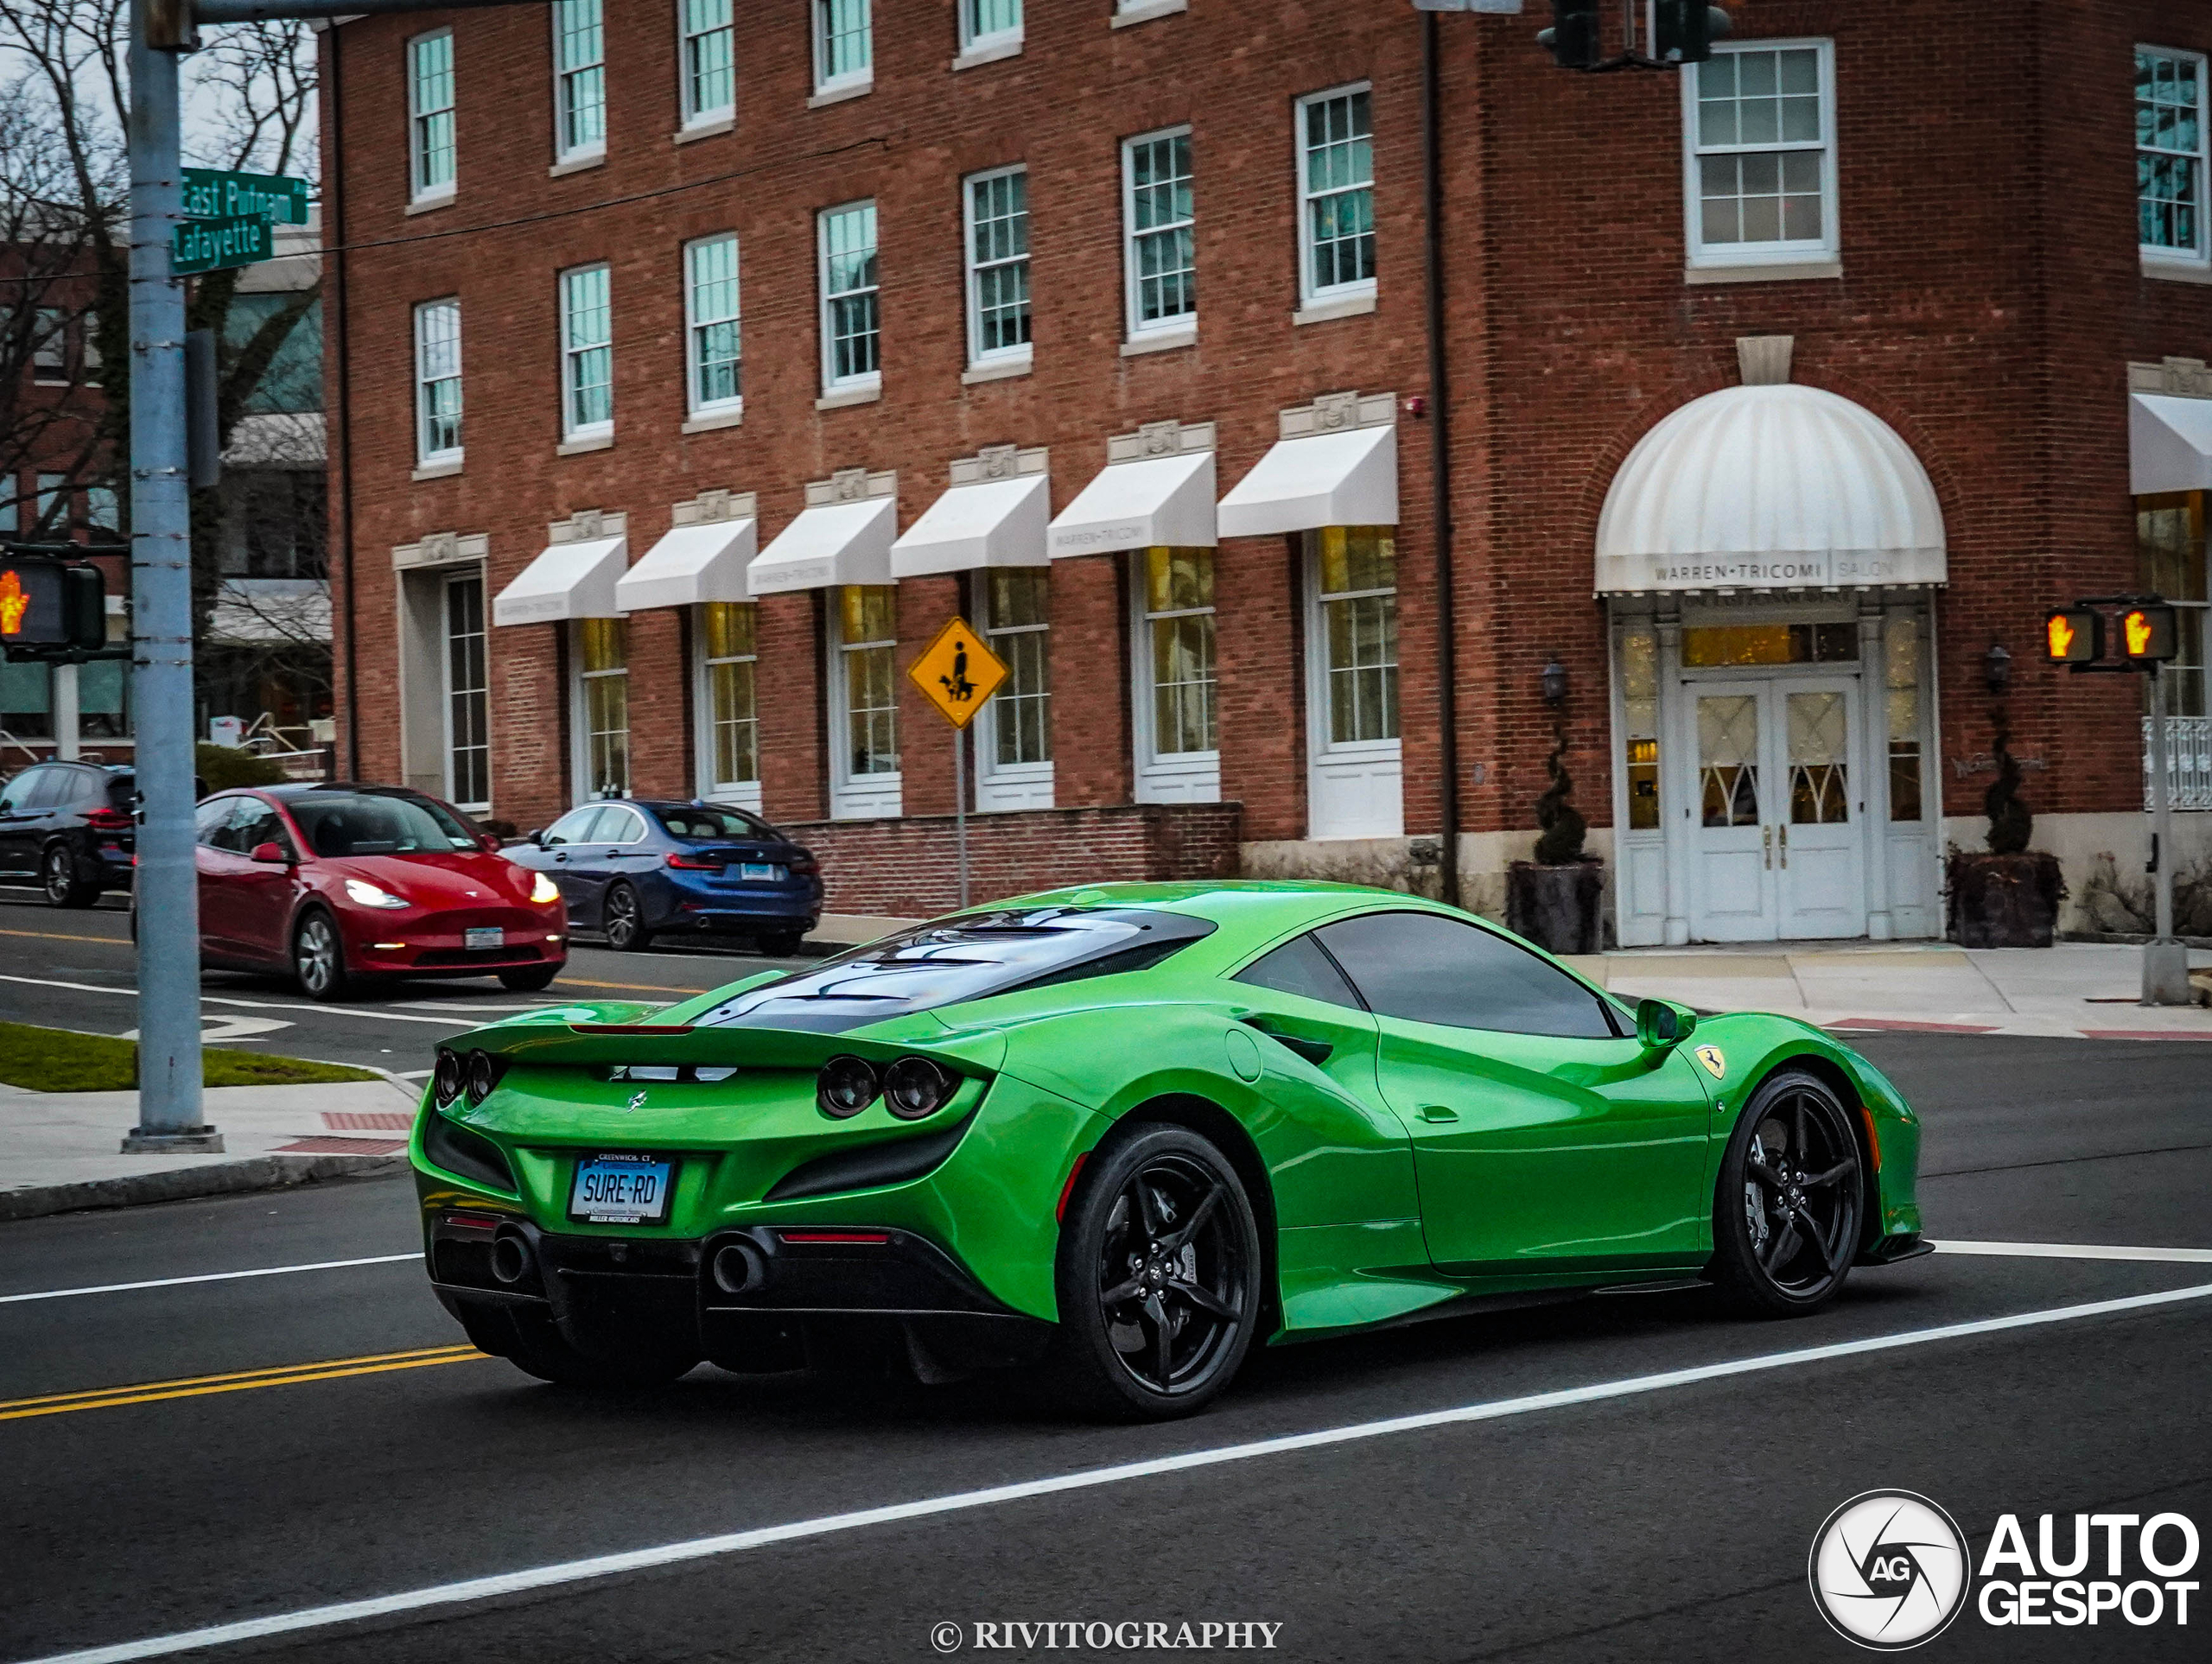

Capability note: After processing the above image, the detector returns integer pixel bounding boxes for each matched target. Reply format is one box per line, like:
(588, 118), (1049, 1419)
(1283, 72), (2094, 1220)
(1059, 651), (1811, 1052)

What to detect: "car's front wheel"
(1046, 1122), (1262, 1420)
(41, 845), (98, 909)
(1710, 1069), (1864, 1316)
(601, 882), (652, 951)
(292, 910), (352, 1002)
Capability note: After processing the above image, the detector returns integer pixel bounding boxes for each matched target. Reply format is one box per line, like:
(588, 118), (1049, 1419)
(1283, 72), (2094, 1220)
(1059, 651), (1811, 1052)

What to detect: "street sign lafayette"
(907, 615), (1009, 729)
(181, 168), (309, 226)
(171, 213), (275, 276)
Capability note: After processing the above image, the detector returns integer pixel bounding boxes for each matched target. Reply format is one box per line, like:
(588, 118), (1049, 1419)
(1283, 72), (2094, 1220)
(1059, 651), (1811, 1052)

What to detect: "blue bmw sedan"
(505, 799), (821, 954)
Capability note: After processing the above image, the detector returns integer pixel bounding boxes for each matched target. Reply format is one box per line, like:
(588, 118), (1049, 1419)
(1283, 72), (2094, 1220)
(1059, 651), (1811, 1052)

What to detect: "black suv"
(0, 761), (137, 907)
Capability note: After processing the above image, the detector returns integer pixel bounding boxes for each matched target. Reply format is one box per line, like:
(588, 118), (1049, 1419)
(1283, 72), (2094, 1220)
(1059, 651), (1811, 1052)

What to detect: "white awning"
(2132, 393), (2212, 495)
(891, 474), (1050, 577)
(1046, 450), (1216, 557)
(747, 497), (897, 595)
(1595, 384), (1946, 594)
(1217, 424), (1397, 537)
(613, 518), (759, 612)
(491, 533), (626, 626)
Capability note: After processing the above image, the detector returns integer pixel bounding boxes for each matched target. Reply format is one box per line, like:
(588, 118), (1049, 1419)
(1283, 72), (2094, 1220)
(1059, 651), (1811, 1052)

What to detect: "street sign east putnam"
(908, 616), (1008, 730)
(171, 213), (275, 276)
(181, 168), (309, 226)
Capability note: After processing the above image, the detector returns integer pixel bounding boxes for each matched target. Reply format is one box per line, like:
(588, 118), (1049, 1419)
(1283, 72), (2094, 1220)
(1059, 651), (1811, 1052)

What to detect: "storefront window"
(1681, 620), (1857, 667)
(1144, 547), (1217, 756)
(1619, 626), (1660, 830)
(983, 569), (1050, 767)
(838, 585), (899, 778)
(576, 616), (628, 797)
(1885, 616), (1923, 822)
(2137, 492), (2207, 718)
(1315, 526), (1398, 744)
(702, 600), (758, 791)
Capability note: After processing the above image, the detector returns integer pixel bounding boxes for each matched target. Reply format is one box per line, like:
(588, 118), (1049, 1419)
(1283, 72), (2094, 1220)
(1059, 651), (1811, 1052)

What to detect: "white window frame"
(1295, 83), (1376, 306)
(1130, 547), (1220, 804)
(827, 586), (902, 820)
(974, 568), (1053, 810)
(442, 568), (491, 812)
(1303, 530), (1402, 840)
(2139, 45), (2211, 272)
(817, 200), (881, 396)
(684, 233), (742, 418)
(570, 619), (631, 802)
(1680, 37), (1839, 274)
(959, 0), (1023, 59)
(413, 297), (463, 467)
(558, 263), (613, 442)
(408, 28), (457, 205)
(812, 0), (873, 97)
(550, 0), (607, 166)
(678, 0), (736, 129)
(694, 603), (762, 810)
(963, 164), (1032, 370)
(1122, 125), (1197, 340)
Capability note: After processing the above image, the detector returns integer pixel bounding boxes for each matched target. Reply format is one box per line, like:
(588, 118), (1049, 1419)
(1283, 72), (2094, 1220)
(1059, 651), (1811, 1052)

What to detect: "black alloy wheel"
(601, 883), (652, 951)
(1712, 1069), (1864, 1315)
(41, 845), (97, 908)
(1049, 1123), (1261, 1419)
(292, 910), (352, 1002)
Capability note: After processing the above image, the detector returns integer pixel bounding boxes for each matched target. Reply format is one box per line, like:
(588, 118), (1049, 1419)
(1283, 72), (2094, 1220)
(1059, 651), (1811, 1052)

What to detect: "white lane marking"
(23, 1280), (2212, 1664)
(0, 1255), (424, 1306)
(119, 1015), (293, 1045)
(0, 972), (477, 1028)
(1934, 1238), (2212, 1263)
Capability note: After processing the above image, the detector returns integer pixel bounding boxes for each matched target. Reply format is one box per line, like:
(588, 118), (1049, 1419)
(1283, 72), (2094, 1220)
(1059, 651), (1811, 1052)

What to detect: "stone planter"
(1947, 850), (2064, 949)
(1507, 860), (1605, 956)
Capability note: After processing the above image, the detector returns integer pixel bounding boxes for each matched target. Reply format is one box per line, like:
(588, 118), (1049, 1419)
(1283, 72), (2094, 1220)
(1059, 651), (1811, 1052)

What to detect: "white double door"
(1688, 675), (1866, 942)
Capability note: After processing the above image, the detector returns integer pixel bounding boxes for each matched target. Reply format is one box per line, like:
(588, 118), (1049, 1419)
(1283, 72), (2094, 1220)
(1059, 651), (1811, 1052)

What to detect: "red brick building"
(321, 1), (2212, 940)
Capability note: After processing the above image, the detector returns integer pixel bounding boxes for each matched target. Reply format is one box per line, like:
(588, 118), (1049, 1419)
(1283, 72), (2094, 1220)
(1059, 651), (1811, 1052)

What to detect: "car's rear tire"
(498, 965), (560, 991)
(601, 882), (652, 951)
(1710, 1068), (1864, 1317)
(757, 930), (803, 958)
(1043, 1122), (1262, 1421)
(471, 1305), (697, 1388)
(292, 909), (352, 1002)
(41, 845), (99, 909)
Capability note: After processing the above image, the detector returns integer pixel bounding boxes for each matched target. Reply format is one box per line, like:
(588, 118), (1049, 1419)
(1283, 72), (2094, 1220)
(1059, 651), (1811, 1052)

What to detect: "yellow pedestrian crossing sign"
(908, 614), (1007, 729)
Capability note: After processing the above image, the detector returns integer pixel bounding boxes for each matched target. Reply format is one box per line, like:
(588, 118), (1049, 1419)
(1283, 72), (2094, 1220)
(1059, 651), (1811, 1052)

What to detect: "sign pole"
(2144, 662), (2191, 1006)
(955, 725), (969, 911)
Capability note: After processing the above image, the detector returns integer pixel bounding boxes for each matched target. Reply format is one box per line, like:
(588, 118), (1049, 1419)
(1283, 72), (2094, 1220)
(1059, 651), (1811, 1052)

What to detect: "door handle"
(1763, 825), (1772, 869)
(1418, 1104), (1459, 1123)
(1778, 823), (1788, 868)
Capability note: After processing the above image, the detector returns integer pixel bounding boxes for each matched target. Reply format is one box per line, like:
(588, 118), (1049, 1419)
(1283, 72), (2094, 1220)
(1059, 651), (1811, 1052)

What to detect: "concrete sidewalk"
(0, 1077), (423, 1223)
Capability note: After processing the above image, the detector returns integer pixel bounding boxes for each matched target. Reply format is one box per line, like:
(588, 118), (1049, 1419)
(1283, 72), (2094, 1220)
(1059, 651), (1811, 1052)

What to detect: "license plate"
(465, 927), (504, 950)
(739, 862), (779, 882)
(569, 1153), (675, 1225)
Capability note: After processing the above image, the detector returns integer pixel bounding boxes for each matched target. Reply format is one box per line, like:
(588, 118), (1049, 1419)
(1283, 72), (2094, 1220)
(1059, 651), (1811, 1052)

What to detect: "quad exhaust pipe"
(710, 1239), (767, 1296)
(489, 1229), (535, 1286)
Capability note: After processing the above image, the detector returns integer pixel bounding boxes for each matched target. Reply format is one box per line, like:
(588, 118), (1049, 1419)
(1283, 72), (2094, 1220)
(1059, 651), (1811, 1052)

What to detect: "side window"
(1233, 933), (1365, 1011)
(601, 808), (647, 844)
(0, 769), (45, 812)
(24, 768), (70, 810)
(232, 801), (289, 856)
(1314, 911), (1622, 1040)
(543, 807), (601, 846)
(194, 797), (236, 845)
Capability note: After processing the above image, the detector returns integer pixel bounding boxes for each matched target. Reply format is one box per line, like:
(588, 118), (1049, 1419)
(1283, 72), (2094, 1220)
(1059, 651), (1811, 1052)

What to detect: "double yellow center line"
(0, 1343), (490, 1421)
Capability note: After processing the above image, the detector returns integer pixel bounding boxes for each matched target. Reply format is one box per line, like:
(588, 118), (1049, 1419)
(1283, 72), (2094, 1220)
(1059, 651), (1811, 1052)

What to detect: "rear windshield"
(287, 792), (480, 858)
(694, 907), (1216, 1033)
(655, 804), (774, 842)
(105, 775), (137, 812)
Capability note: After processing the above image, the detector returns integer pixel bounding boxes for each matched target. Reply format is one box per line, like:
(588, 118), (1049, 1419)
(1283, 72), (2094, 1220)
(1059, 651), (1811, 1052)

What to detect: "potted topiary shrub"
(1507, 670), (1605, 955)
(1946, 706), (2064, 948)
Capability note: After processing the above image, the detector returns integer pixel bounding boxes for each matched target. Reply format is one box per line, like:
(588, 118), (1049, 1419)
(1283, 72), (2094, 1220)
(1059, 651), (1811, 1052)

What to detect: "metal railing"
(2145, 715), (2212, 810)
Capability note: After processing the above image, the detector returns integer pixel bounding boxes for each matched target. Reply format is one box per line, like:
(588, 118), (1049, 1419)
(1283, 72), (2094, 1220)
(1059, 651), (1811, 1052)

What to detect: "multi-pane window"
(815, 0), (872, 92)
(1299, 86), (1375, 301)
(1124, 128), (1196, 336)
(2139, 492), (2208, 719)
(445, 572), (490, 810)
(966, 167), (1031, 364)
(31, 309), (67, 382)
(577, 617), (629, 797)
(413, 298), (462, 464)
(35, 473), (67, 534)
(819, 201), (880, 391)
(85, 485), (118, 539)
(1618, 626), (1660, 831)
(559, 264), (613, 438)
(2139, 48), (2208, 264)
(1313, 527), (1397, 745)
(409, 29), (456, 200)
(837, 585), (899, 778)
(1684, 41), (1835, 266)
(552, 0), (606, 162)
(1143, 547), (1217, 755)
(983, 568), (1051, 767)
(681, 0), (735, 126)
(1885, 616), (1924, 822)
(963, 0), (1021, 53)
(700, 601), (758, 791)
(685, 235), (741, 414)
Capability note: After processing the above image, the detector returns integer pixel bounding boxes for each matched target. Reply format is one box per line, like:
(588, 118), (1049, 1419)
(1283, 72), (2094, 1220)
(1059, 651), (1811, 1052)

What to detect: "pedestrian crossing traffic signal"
(0, 555), (106, 654)
(1536, 0), (1602, 69)
(2044, 607), (2101, 664)
(2121, 604), (2178, 663)
(1652, 3), (1731, 64)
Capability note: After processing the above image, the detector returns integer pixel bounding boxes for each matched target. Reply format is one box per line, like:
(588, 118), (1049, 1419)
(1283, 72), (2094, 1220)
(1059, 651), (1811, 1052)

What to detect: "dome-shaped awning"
(1595, 384), (1946, 594)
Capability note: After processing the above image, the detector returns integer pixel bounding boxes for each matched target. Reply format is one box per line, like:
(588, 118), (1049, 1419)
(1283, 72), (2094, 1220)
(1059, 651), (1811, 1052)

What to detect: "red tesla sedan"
(183, 784), (568, 1000)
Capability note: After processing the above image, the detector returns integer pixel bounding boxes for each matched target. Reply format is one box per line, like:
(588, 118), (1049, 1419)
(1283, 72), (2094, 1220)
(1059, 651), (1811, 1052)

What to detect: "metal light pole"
(122, 4), (214, 1151)
(2143, 662), (2192, 1007)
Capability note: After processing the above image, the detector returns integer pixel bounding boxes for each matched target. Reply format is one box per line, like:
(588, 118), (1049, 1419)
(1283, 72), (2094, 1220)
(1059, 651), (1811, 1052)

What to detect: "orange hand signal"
(2125, 611), (2153, 657)
(0, 569), (27, 637)
(2046, 613), (2075, 660)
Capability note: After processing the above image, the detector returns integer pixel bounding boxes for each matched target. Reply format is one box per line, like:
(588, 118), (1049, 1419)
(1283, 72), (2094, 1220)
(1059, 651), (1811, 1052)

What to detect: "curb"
(0, 1153), (409, 1223)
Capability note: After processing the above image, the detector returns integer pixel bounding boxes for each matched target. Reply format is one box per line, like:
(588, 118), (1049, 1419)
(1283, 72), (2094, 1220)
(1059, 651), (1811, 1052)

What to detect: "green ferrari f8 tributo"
(412, 882), (1928, 1418)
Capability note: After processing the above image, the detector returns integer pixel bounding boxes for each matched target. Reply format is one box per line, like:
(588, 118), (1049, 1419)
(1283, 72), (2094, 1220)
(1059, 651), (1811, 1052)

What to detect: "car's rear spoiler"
(445, 1017), (1007, 1078)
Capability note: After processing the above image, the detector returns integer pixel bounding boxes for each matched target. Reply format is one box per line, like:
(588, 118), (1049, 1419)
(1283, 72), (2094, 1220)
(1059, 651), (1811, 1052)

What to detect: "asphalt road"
(0, 886), (805, 1073)
(2, 1026), (2207, 1664)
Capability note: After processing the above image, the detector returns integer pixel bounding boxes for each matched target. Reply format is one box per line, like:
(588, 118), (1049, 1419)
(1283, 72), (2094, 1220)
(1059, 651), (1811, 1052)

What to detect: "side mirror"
(1635, 997), (1696, 1050)
(526, 829), (547, 847)
(249, 841), (292, 866)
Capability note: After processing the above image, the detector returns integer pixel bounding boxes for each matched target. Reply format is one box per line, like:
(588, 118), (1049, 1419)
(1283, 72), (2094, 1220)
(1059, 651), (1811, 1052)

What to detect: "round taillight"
(882, 1056), (957, 1121)
(433, 1048), (463, 1107)
(817, 1055), (878, 1119)
(465, 1050), (500, 1106)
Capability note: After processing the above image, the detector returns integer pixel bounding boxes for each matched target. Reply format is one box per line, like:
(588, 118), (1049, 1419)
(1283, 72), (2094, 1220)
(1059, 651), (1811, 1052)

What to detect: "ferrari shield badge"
(1694, 1045), (1726, 1081)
